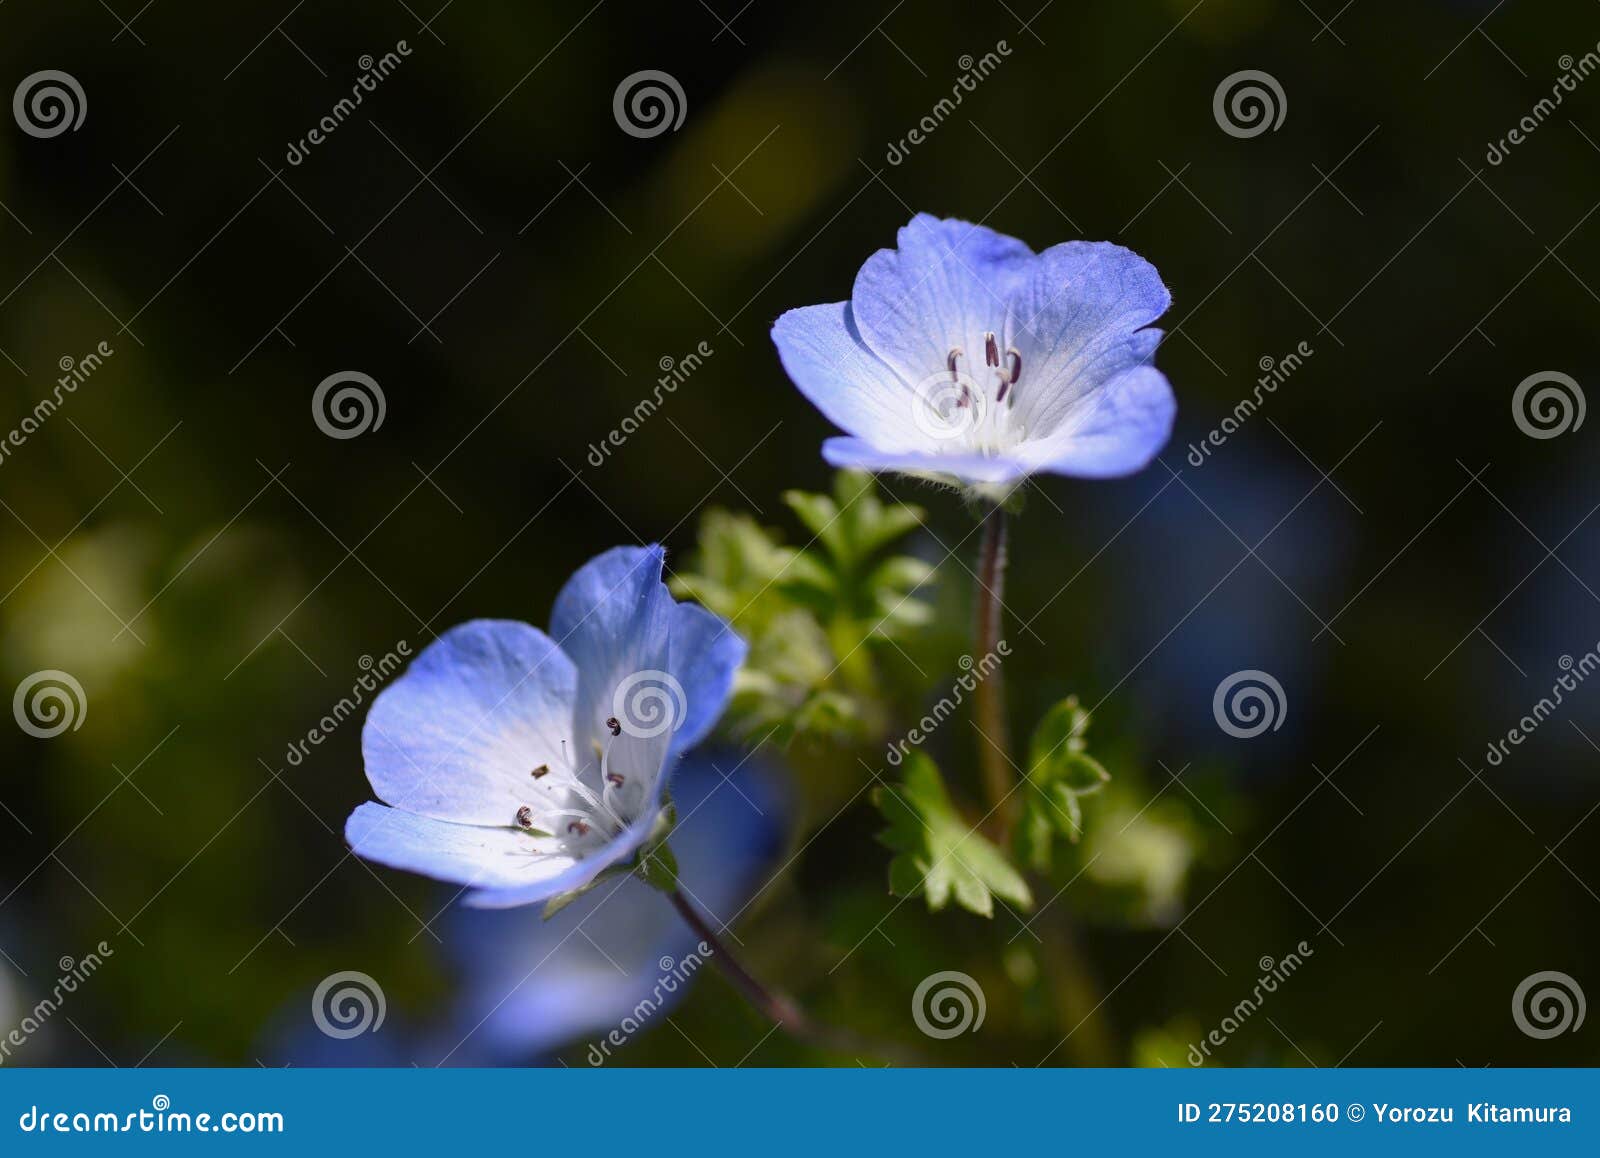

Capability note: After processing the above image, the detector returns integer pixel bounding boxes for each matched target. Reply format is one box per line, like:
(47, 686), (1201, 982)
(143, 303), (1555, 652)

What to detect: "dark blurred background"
(1, 0), (1597, 1067)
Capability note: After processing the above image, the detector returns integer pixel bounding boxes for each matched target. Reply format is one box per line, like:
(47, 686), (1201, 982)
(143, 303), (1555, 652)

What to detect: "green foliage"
(874, 752), (1033, 917)
(670, 471), (933, 744)
(1015, 696), (1112, 872)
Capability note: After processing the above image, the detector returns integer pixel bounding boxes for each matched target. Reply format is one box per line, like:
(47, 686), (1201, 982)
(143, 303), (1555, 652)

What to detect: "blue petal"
(549, 545), (677, 787)
(1006, 240), (1171, 438)
(666, 601), (746, 756)
(361, 620), (578, 826)
(822, 436), (1030, 484)
(851, 214), (1033, 387)
(1016, 364), (1177, 478)
(444, 750), (792, 1057)
(771, 302), (922, 451)
(345, 801), (589, 894)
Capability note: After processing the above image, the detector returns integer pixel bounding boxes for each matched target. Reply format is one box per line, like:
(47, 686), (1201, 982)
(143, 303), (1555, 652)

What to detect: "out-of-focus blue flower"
(772, 213), (1175, 490)
(441, 750), (791, 1063)
(345, 545), (745, 909)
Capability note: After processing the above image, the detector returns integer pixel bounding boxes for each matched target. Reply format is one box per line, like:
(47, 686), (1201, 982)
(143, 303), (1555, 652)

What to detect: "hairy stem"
(974, 503), (1018, 836)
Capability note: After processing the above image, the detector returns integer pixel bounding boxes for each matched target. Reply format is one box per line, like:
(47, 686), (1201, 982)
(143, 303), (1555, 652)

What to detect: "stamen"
(984, 332), (999, 367)
(998, 347), (1022, 403)
(606, 771), (625, 787)
(606, 716), (622, 737)
(567, 820), (591, 837)
(530, 763), (550, 779)
(946, 348), (963, 381)
(957, 383), (971, 408)
(515, 805), (535, 829)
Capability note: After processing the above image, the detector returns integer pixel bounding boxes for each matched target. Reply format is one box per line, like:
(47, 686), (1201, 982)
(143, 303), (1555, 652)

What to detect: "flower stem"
(667, 889), (808, 1029)
(974, 502), (1017, 836)
(666, 890), (916, 1062)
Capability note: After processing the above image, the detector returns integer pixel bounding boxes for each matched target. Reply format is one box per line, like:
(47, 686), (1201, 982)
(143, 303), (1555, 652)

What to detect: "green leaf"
(636, 840), (679, 892)
(1017, 697), (1113, 865)
(670, 473), (934, 743)
(874, 753), (1033, 917)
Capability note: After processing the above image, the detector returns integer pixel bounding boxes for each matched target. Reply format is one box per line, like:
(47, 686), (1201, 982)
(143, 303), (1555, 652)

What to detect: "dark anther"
(568, 820), (591, 836)
(606, 717), (622, 736)
(531, 763), (550, 779)
(984, 332), (1000, 367)
(946, 348), (963, 381)
(606, 771), (625, 787)
(515, 805), (535, 829)
(957, 383), (971, 408)
(998, 347), (1022, 403)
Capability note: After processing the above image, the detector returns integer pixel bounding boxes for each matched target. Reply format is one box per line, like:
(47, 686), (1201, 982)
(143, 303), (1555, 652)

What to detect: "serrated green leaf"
(874, 753), (1033, 917)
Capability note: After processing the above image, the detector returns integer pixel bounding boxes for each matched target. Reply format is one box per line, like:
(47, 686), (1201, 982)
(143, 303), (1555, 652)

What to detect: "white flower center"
(511, 723), (644, 855)
(929, 331), (1027, 455)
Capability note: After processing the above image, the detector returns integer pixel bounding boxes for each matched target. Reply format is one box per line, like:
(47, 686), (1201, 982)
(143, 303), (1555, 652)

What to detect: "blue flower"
(772, 213), (1175, 489)
(345, 545), (746, 909)
(444, 750), (791, 1061)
